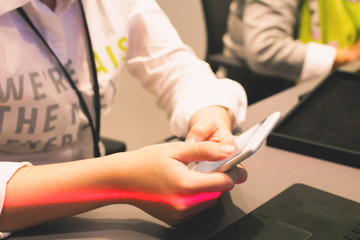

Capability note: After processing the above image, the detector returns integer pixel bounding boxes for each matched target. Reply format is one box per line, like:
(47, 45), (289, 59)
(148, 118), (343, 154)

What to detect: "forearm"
(0, 154), (128, 232)
(0, 141), (246, 231)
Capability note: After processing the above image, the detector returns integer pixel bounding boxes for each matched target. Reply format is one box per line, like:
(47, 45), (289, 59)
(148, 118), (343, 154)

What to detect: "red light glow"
(5, 189), (221, 208)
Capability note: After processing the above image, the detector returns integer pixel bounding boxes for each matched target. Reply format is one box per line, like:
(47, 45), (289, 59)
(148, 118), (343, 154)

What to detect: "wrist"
(190, 106), (232, 131)
(98, 152), (141, 204)
(334, 48), (358, 67)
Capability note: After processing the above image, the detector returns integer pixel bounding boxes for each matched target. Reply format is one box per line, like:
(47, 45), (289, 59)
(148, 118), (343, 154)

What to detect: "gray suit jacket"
(223, 0), (335, 81)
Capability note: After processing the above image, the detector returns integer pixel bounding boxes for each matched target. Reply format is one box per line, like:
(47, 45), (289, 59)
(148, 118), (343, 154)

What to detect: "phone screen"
(192, 111), (281, 173)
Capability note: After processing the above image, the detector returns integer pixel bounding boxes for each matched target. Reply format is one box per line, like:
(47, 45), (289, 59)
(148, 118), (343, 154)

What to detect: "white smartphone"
(192, 111), (281, 173)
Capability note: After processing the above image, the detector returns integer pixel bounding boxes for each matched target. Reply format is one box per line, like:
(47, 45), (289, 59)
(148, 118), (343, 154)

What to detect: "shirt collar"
(29, 0), (77, 16)
(0, 0), (76, 16)
(0, 0), (30, 16)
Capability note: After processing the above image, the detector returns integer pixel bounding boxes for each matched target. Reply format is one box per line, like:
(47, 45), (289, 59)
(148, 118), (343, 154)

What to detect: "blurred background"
(101, 0), (206, 150)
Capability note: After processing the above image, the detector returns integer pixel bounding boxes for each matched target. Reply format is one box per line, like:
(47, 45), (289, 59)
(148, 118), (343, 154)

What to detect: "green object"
(298, 0), (360, 48)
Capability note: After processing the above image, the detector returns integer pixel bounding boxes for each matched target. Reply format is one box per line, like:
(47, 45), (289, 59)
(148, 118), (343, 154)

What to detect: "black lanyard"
(16, 1), (101, 157)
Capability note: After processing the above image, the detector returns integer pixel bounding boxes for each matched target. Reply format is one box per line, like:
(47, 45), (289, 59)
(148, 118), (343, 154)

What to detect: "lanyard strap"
(16, 1), (101, 157)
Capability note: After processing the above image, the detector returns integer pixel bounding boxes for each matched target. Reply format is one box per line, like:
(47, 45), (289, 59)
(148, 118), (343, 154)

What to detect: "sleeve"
(0, 162), (32, 239)
(125, 0), (247, 137)
(242, 0), (335, 81)
(298, 42), (336, 81)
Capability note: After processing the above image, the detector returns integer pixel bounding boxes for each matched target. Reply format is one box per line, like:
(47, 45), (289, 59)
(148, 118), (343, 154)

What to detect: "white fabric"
(0, 0), (247, 161)
(0, 232), (10, 239)
(0, 162), (31, 239)
(0, 0), (247, 234)
(299, 42), (337, 81)
(0, 0), (29, 16)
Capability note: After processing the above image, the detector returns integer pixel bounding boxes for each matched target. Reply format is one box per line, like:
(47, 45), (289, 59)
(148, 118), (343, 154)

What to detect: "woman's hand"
(113, 141), (247, 225)
(186, 106), (235, 144)
(334, 39), (360, 67)
(1, 141), (247, 231)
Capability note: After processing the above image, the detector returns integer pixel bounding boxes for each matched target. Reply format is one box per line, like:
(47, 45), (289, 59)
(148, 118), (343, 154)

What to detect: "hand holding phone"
(192, 111), (281, 173)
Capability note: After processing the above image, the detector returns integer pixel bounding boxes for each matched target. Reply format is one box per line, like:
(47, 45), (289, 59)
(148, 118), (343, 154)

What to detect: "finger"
(208, 128), (236, 144)
(175, 141), (235, 164)
(172, 198), (218, 225)
(183, 171), (237, 193)
(226, 164), (248, 184)
(179, 164), (247, 194)
(185, 119), (218, 143)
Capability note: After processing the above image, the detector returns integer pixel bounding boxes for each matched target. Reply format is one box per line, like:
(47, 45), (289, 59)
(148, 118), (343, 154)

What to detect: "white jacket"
(0, 0), (247, 234)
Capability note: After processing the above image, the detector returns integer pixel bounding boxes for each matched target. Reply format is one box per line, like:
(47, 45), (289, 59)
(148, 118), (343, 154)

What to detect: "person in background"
(0, 0), (248, 237)
(221, 0), (360, 103)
